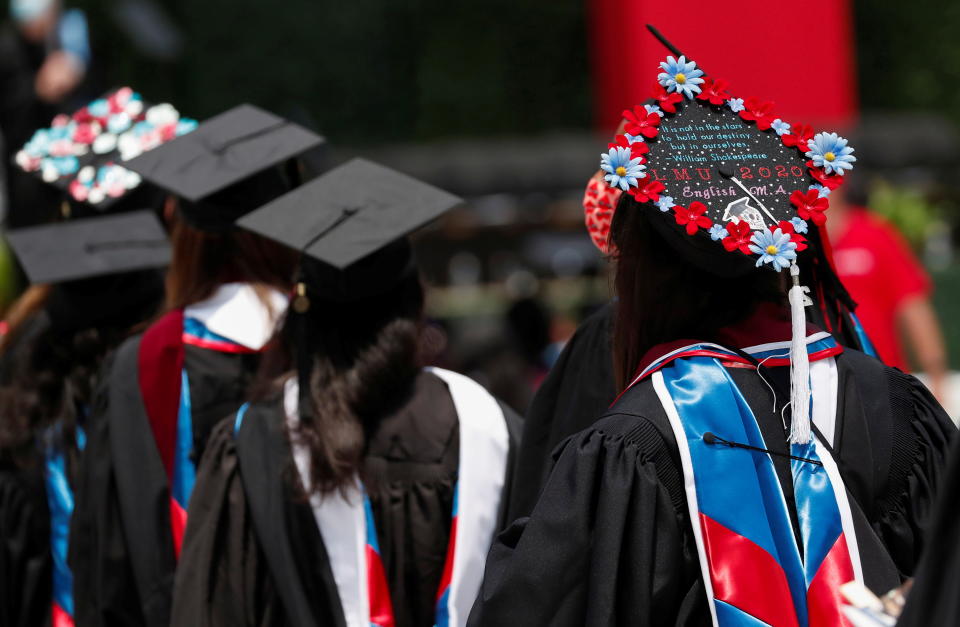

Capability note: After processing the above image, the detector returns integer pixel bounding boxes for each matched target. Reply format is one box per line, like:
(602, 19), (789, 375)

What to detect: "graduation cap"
(238, 157), (462, 303)
(6, 210), (171, 333)
(597, 26), (859, 445)
(13, 87), (197, 214)
(124, 104), (325, 231)
(599, 25), (855, 279)
(5, 210), (170, 284)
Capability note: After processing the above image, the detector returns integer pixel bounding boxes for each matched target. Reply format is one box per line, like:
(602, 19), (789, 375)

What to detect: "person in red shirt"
(827, 187), (948, 401)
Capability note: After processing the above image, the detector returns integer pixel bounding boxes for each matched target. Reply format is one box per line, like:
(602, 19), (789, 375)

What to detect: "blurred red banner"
(589, 0), (857, 132)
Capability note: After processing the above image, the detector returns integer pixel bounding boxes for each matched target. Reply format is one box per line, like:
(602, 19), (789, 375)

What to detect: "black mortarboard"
(124, 104), (325, 231)
(5, 210), (170, 284)
(238, 158), (462, 301)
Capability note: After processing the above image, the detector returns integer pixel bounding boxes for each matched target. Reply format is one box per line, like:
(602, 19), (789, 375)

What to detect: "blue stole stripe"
(713, 600), (772, 627)
(791, 441), (845, 586)
(170, 369), (195, 508)
(848, 312), (878, 359)
(43, 425), (86, 618)
(235, 402), (251, 435)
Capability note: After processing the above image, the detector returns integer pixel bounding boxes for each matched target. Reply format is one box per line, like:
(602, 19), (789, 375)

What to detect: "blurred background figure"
(0, 0), (92, 228)
(827, 185), (949, 402)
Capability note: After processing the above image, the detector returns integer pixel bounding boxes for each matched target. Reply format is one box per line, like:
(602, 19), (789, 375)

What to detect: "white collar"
(184, 283), (287, 350)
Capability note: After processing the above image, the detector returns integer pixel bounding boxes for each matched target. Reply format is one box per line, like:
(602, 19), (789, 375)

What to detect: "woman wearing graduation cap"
(67, 105), (324, 627)
(0, 210), (169, 627)
(170, 158), (521, 627)
(467, 52), (954, 626)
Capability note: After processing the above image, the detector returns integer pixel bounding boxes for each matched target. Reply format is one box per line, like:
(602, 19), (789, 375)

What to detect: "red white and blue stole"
(43, 424), (86, 627)
(276, 367), (510, 627)
(140, 310), (265, 559)
(628, 334), (862, 627)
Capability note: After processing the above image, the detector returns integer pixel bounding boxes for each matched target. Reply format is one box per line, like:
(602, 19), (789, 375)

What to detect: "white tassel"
(788, 262), (812, 444)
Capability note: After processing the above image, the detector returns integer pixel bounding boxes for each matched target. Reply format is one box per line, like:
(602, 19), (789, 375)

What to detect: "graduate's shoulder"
(556, 378), (682, 472)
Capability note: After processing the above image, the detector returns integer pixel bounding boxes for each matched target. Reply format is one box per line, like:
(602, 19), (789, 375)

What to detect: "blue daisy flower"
(657, 55), (704, 99)
(790, 217), (809, 234)
(770, 119), (791, 136)
(808, 183), (831, 198)
(749, 228), (798, 272)
(805, 132), (856, 176)
(644, 104), (664, 118)
(727, 98), (745, 113)
(51, 155), (79, 176)
(655, 195), (675, 212)
(600, 145), (645, 191)
(709, 223), (727, 241)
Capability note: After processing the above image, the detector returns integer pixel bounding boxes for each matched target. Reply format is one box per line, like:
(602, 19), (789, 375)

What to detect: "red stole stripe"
(138, 310), (185, 479)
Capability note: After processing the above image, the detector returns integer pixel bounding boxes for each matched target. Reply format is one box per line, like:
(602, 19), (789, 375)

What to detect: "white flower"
(770, 119), (791, 136)
(727, 98), (745, 113)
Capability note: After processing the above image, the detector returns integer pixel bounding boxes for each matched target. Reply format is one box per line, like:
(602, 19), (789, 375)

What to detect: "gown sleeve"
(467, 415), (706, 627)
(872, 369), (955, 576)
(0, 468), (50, 627)
(170, 418), (285, 627)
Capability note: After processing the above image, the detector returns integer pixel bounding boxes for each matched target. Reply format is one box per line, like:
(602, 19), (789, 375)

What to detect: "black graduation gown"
(68, 335), (261, 627)
(897, 430), (960, 625)
(170, 370), (522, 627)
(507, 302), (615, 520)
(468, 349), (954, 626)
(0, 462), (50, 627)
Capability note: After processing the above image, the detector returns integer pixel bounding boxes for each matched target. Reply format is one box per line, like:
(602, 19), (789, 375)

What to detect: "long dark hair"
(164, 215), (297, 311)
(254, 270), (425, 496)
(0, 271), (164, 473)
(609, 197), (783, 390)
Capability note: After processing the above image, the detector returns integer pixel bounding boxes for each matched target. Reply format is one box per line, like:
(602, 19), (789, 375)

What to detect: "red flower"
(652, 84), (683, 114)
(790, 189), (830, 226)
(73, 123), (98, 145)
(608, 134), (649, 162)
(628, 179), (665, 203)
(696, 77), (731, 106)
(623, 105), (661, 139)
(72, 107), (94, 124)
(807, 163), (844, 190)
(782, 123), (813, 149)
(721, 221), (754, 254)
(673, 201), (713, 235)
(776, 220), (808, 251)
(739, 97), (776, 131)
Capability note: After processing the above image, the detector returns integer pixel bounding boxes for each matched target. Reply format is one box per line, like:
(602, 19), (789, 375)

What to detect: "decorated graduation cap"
(14, 87), (197, 214)
(238, 157), (462, 303)
(124, 104), (325, 232)
(596, 26), (858, 444)
(5, 211), (171, 332)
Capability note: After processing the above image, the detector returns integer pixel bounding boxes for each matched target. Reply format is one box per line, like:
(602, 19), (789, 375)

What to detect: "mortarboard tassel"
(788, 262), (813, 444)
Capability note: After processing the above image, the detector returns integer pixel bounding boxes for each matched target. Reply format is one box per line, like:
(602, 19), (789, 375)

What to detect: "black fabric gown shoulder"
(68, 334), (261, 627)
(468, 350), (954, 626)
(508, 302), (615, 520)
(171, 370), (522, 627)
